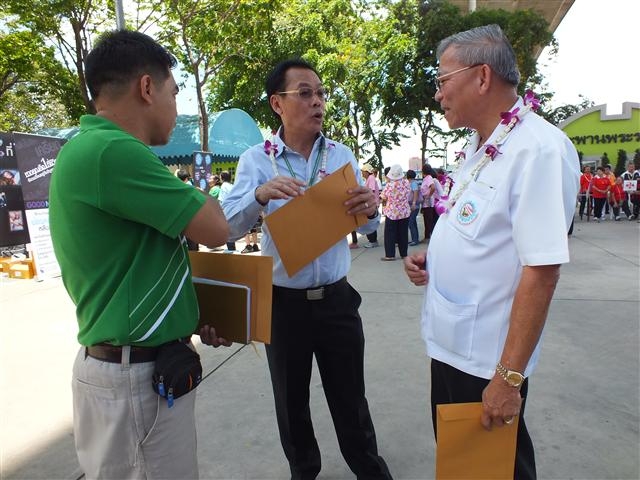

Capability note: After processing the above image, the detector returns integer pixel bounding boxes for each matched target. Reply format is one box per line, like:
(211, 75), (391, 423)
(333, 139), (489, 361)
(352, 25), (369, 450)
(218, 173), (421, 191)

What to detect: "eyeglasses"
(435, 64), (482, 91)
(276, 87), (328, 101)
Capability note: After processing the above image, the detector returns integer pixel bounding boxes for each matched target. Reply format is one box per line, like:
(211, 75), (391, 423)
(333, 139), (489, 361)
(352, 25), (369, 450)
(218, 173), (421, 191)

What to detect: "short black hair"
(176, 169), (190, 181)
(422, 164), (437, 178)
(406, 169), (417, 179)
(85, 29), (177, 100)
(265, 58), (320, 123)
(220, 171), (232, 182)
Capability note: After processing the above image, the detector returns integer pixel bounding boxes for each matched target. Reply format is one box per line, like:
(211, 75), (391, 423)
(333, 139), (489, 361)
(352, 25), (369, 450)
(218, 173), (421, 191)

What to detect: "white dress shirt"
(421, 98), (580, 379)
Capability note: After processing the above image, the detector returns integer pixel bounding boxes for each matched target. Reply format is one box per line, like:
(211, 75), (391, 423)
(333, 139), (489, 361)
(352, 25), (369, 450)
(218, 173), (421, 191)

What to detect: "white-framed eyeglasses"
(276, 87), (328, 101)
(435, 64), (483, 90)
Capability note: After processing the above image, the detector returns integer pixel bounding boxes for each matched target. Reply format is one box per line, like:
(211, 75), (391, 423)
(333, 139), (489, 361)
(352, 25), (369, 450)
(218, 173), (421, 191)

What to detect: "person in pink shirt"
(420, 164), (441, 240)
(380, 164), (411, 260)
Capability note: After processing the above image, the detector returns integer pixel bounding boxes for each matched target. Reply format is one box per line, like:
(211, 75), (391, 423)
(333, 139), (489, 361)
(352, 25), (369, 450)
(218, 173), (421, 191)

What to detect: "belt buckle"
(306, 287), (324, 301)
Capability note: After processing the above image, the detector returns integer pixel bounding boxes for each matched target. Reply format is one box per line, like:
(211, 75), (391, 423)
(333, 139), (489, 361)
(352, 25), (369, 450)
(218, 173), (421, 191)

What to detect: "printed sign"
(193, 151), (213, 192)
(623, 180), (637, 192)
(0, 132), (31, 247)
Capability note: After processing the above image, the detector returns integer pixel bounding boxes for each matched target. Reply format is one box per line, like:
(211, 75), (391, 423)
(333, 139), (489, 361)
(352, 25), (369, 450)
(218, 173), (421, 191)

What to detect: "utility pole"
(115, 0), (125, 30)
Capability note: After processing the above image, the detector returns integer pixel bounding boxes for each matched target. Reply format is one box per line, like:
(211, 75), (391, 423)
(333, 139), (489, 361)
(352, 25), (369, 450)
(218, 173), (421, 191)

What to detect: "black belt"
(273, 277), (347, 301)
(85, 337), (191, 364)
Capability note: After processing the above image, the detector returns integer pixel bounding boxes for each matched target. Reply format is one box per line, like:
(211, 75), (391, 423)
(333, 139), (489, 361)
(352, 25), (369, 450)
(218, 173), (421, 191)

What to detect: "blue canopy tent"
(40, 108), (264, 166)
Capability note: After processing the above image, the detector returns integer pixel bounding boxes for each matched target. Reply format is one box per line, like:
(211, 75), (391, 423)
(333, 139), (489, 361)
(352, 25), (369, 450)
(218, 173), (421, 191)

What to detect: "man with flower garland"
(221, 59), (392, 479)
(404, 25), (579, 479)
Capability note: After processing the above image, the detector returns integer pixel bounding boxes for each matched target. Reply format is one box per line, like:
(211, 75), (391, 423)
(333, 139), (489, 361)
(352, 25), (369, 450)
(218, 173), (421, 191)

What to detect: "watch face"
(507, 372), (523, 386)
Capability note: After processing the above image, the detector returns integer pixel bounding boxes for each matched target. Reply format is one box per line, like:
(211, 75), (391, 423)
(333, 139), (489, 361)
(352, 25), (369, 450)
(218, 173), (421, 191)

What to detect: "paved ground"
(1, 215), (638, 480)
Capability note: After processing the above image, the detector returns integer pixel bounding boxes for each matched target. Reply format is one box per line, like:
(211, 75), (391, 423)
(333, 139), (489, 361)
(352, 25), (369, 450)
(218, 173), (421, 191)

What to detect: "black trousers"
(431, 359), (536, 480)
(593, 197), (607, 219)
(578, 193), (592, 219)
(383, 217), (409, 258)
(266, 279), (391, 480)
(422, 207), (439, 240)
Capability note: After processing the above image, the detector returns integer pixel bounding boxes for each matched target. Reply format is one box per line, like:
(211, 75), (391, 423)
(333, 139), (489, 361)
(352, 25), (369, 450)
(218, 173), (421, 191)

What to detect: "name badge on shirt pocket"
(448, 181), (497, 240)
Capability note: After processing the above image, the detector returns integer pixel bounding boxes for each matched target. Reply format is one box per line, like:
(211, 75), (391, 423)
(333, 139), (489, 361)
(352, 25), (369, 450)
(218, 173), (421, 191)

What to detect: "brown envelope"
(436, 402), (518, 480)
(188, 251), (273, 344)
(264, 163), (368, 277)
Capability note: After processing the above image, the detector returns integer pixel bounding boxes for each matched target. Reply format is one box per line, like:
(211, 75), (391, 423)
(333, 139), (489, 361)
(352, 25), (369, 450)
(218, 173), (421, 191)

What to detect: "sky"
(176, 0), (639, 169)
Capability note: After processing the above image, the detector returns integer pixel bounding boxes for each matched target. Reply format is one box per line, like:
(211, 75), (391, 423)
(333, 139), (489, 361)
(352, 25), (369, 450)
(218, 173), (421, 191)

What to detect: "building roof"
(447, 0), (574, 32)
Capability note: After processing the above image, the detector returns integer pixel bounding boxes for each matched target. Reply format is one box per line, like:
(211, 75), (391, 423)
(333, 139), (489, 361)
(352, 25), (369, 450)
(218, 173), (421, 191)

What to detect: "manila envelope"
(264, 163), (368, 277)
(436, 402), (518, 480)
(189, 251), (273, 344)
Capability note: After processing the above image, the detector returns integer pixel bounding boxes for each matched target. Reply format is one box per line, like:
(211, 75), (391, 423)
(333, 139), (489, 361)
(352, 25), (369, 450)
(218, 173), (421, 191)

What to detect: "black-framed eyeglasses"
(434, 64), (483, 91)
(276, 87), (328, 101)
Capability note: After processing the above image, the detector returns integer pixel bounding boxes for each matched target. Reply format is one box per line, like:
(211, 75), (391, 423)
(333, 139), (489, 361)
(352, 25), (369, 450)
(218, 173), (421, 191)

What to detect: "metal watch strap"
(496, 362), (524, 387)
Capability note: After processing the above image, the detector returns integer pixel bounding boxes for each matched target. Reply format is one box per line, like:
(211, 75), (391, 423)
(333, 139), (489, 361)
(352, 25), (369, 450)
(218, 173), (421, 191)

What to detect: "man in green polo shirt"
(49, 29), (230, 479)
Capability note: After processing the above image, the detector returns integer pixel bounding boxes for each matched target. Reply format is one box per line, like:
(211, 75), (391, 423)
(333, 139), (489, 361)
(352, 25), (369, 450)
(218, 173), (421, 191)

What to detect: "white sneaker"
(363, 242), (379, 248)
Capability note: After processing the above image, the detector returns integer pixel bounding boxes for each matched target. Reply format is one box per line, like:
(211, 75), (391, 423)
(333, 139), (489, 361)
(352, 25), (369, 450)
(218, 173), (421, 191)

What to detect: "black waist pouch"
(152, 341), (202, 408)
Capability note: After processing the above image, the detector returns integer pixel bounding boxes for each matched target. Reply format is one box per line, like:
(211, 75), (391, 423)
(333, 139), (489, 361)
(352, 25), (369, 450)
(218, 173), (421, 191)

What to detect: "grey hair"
(436, 24), (520, 86)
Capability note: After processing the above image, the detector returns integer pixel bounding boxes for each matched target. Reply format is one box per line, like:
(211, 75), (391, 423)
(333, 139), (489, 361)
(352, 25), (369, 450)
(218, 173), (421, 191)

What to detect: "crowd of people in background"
(578, 161), (640, 223)
(345, 162), (450, 261)
(180, 157), (638, 258)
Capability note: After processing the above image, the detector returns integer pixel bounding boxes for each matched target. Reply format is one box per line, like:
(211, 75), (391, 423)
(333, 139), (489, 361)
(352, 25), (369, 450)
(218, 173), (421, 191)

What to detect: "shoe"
(409, 241), (420, 246)
(629, 215), (636, 221)
(363, 242), (379, 248)
(380, 257), (396, 261)
(223, 249), (236, 254)
(615, 216), (621, 221)
(596, 218), (600, 223)
(240, 245), (253, 254)
(349, 243), (360, 249)
(252, 244), (260, 252)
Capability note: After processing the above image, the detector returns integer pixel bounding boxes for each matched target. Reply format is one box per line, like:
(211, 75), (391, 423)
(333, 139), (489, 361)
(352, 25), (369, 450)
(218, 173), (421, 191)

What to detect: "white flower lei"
(435, 91), (540, 215)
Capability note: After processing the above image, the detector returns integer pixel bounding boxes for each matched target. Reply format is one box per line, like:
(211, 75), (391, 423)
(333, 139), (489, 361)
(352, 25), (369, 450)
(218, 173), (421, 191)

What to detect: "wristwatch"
(495, 362), (524, 389)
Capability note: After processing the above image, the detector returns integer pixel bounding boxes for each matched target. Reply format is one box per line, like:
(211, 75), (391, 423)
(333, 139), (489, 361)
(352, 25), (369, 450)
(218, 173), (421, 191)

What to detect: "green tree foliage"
(0, 25), (83, 130)
(380, 0), (557, 166)
(540, 95), (594, 126)
(3, 0), (112, 116)
(154, 0), (277, 151)
(614, 149), (627, 177)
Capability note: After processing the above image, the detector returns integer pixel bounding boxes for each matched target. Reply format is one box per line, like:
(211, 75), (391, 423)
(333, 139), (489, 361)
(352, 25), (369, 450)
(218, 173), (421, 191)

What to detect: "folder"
(264, 163), (368, 277)
(189, 251), (273, 344)
(436, 402), (518, 480)
(192, 278), (251, 343)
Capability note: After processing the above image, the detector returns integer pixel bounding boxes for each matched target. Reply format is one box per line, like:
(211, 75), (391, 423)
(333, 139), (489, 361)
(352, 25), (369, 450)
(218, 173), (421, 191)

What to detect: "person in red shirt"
(589, 166), (610, 222)
(578, 165), (593, 220)
(610, 176), (632, 220)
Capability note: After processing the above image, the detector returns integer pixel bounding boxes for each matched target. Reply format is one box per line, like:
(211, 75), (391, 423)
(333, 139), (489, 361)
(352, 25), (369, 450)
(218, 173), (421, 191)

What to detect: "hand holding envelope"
(436, 402), (518, 479)
(264, 163), (368, 277)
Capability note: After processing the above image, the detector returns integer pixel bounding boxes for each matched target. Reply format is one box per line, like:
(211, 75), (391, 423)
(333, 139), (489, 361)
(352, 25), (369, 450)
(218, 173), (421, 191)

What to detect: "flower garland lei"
(435, 90), (540, 215)
(264, 131), (332, 185)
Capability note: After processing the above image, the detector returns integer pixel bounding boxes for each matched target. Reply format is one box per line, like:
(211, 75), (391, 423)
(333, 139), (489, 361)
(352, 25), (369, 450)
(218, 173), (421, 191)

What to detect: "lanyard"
(280, 138), (325, 186)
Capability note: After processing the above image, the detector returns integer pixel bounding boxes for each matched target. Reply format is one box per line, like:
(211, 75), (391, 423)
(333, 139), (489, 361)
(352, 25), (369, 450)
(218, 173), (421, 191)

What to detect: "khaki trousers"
(72, 347), (198, 479)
